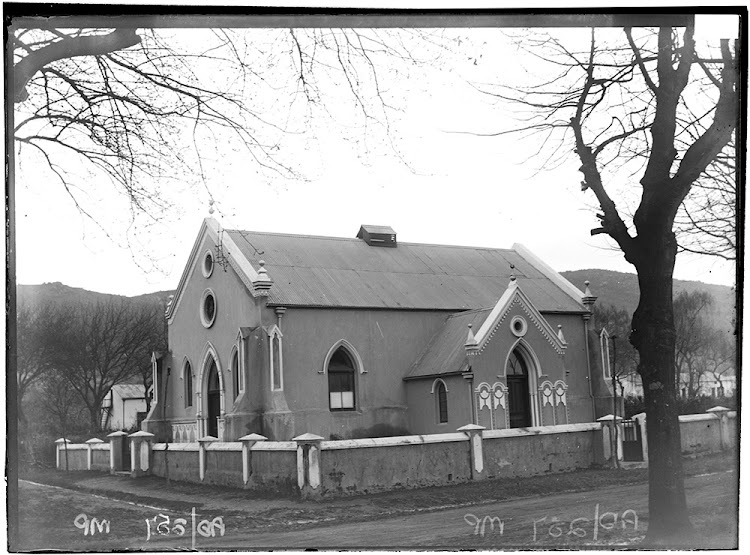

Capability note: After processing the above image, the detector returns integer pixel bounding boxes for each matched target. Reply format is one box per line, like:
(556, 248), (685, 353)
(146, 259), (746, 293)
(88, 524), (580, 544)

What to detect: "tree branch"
(14, 28), (141, 102)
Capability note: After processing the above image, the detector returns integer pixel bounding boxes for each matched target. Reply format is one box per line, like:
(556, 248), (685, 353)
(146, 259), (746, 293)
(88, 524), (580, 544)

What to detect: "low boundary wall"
(54, 407), (735, 498)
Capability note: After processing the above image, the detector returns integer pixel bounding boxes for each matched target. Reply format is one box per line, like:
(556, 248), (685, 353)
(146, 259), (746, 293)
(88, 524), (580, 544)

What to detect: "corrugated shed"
(225, 230), (584, 312)
(406, 308), (493, 379)
(112, 384), (146, 399)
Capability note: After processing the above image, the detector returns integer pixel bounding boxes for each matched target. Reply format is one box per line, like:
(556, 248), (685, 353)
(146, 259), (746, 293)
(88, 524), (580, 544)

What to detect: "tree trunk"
(630, 231), (694, 543)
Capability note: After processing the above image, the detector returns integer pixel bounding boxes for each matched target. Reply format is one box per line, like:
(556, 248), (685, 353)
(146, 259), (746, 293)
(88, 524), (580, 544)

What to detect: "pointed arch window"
(231, 350), (240, 400)
(328, 347), (356, 410)
(184, 361), (193, 408)
(600, 328), (612, 380)
(435, 380), (448, 424)
(269, 327), (283, 391)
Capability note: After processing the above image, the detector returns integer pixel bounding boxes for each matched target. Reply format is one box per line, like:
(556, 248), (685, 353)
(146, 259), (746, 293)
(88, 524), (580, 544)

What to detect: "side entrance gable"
(466, 278), (567, 356)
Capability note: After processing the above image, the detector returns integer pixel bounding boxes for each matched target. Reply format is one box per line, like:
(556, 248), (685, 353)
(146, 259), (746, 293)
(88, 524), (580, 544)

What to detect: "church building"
(143, 218), (614, 442)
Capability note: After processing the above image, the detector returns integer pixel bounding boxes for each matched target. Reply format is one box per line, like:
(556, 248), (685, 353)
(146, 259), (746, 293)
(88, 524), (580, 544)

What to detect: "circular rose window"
(510, 315), (528, 337)
(202, 250), (214, 278)
(200, 289), (217, 328)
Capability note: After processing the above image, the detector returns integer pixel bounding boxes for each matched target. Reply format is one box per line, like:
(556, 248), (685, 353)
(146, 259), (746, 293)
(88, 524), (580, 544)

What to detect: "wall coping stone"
(457, 424), (486, 432)
(679, 413), (718, 423)
(321, 432), (468, 451)
(129, 431), (155, 438)
(251, 442), (297, 451)
(198, 435), (218, 443)
(153, 443), (199, 451)
(206, 442), (242, 452)
(86, 438), (105, 444)
(57, 444), (87, 450)
(707, 406), (731, 413)
(239, 433), (268, 442)
(107, 431), (129, 437)
(596, 415), (623, 422)
(484, 422), (601, 439)
(55, 438), (72, 444)
(293, 433), (325, 443)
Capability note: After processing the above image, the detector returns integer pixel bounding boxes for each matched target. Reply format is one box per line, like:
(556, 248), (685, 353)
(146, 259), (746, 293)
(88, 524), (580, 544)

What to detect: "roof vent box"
(357, 225), (397, 248)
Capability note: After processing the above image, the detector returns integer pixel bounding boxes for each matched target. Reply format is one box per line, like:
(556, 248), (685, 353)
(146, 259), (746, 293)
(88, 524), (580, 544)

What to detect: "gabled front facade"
(143, 219), (614, 442)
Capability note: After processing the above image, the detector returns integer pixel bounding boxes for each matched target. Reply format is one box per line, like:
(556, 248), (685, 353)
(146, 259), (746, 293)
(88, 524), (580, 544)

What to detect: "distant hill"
(16, 272), (737, 334)
(17, 282), (174, 309)
(561, 269), (736, 333)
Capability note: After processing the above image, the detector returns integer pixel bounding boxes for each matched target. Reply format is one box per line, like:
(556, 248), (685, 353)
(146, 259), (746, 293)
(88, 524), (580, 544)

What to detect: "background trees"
(486, 22), (737, 542)
(17, 294), (166, 464)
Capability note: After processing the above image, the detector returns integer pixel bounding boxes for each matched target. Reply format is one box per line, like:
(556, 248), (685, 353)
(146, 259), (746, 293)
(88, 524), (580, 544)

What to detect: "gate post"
(129, 431), (155, 477)
(597, 415), (623, 464)
(55, 438), (71, 470)
(85, 438), (104, 470)
(239, 433), (267, 487)
(706, 406), (731, 451)
(458, 424), (486, 480)
(198, 435), (218, 481)
(107, 431), (128, 473)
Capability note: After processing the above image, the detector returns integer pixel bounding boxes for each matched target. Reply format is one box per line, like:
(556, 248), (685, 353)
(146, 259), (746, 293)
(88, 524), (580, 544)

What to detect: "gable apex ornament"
(582, 280), (598, 309)
(465, 323), (478, 352)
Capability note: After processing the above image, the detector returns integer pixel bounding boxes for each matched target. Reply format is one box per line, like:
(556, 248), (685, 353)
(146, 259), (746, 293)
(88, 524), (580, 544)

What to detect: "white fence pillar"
(707, 406), (731, 450)
(597, 414), (623, 464)
(293, 433), (324, 499)
(107, 431), (128, 473)
(129, 431), (155, 477)
(632, 412), (648, 462)
(55, 438), (71, 470)
(458, 424), (486, 480)
(198, 435), (218, 481)
(239, 433), (267, 486)
(85, 438), (105, 470)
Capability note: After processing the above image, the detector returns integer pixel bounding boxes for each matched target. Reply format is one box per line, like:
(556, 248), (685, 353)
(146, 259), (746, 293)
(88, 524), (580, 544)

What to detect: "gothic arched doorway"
(206, 358), (221, 437)
(506, 348), (532, 428)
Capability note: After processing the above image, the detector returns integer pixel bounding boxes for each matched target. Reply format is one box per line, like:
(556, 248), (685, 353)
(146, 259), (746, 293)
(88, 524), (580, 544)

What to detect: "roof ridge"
(227, 229), (516, 252)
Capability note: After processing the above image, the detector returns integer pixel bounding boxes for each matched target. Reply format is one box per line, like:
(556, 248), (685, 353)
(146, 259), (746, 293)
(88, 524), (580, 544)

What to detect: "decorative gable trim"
(470, 280), (567, 356)
(166, 218), (274, 323)
(511, 243), (587, 310)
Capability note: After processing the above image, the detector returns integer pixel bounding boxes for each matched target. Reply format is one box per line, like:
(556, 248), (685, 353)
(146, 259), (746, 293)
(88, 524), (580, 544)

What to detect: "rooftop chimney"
(357, 225), (397, 248)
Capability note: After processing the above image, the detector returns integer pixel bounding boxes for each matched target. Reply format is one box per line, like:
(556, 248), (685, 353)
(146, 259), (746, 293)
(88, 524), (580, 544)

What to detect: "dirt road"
(16, 469), (736, 550)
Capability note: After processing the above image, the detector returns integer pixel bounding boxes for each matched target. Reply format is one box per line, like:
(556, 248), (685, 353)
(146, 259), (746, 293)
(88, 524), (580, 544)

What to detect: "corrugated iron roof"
(225, 230), (584, 312)
(112, 384), (146, 399)
(405, 308), (492, 379)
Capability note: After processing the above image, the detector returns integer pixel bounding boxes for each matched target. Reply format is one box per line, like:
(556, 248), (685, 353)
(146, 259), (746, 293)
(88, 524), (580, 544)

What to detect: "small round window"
(201, 289), (217, 328)
(203, 250), (214, 278)
(510, 315), (528, 337)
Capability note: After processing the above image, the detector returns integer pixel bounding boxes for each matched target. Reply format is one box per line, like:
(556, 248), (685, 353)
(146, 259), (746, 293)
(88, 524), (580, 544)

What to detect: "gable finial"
(465, 323), (478, 347)
(208, 198), (215, 216)
(582, 279), (598, 309)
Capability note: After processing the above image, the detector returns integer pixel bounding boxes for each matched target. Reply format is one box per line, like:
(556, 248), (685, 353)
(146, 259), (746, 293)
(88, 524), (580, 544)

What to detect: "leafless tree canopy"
(12, 26), (442, 235)
(480, 25), (737, 261)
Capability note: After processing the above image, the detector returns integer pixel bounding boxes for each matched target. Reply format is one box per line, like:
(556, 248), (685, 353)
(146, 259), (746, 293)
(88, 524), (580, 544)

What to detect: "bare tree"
(673, 290), (714, 399)
(484, 22), (738, 542)
(11, 23), (439, 245)
(676, 147), (736, 260)
(49, 299), (164, 430)
(15, 300), (73, 425)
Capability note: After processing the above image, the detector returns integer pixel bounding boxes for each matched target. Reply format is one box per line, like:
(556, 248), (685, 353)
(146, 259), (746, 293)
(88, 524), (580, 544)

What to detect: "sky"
(12, 12), (740, 297)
